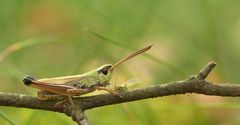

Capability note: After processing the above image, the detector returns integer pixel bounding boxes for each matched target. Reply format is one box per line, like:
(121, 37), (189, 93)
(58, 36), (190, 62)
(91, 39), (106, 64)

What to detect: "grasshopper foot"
(112, 92), (124, 98)
(55, 96), (75, 108)
(54, 99), (69, 108)
(115, 94), (124, 98)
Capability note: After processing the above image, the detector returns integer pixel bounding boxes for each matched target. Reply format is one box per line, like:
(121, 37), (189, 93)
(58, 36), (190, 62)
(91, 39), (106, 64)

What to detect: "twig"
(0, 62), (239, 125)
(63, 102), (90, 125)
(196, 61), (216, 80)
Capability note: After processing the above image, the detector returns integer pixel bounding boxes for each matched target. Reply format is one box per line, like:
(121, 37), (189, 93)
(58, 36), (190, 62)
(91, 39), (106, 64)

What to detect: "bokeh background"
(1, 0), (240, 125)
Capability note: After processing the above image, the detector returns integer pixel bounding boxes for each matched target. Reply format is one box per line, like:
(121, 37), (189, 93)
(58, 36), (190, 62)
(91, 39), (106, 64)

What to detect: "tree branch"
(0, 62), (239, 125)
(63, 102), (90, 125)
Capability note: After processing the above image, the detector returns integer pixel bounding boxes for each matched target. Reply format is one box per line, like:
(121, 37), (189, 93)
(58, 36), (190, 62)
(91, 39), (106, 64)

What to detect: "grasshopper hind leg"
(37, 90), (65, 100)
(37, 90), (75, 107)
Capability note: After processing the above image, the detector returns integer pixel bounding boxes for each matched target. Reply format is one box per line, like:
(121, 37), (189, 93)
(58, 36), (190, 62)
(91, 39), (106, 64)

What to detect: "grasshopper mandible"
(23, 45), (152, 105)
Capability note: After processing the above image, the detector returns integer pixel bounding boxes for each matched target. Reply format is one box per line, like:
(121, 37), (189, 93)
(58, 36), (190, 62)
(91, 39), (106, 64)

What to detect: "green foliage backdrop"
(0, 0), (240, 125)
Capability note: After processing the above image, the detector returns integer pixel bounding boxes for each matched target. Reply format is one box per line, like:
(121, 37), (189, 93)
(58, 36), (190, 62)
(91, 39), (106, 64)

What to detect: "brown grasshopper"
(23, 45), (152, 105)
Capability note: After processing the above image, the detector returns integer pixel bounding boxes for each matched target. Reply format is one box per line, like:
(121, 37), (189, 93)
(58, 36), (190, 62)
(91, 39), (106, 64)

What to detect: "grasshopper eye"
(100, 65), (112, 75)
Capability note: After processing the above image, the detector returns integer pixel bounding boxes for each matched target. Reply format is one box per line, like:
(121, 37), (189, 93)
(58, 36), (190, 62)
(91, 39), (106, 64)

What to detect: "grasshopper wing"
(23, 75), (92, 96)
(37, 74), (85, 84)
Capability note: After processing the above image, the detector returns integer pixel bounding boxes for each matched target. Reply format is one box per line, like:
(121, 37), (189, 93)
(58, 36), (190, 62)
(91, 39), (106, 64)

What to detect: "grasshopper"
(23, 45), (152, 105)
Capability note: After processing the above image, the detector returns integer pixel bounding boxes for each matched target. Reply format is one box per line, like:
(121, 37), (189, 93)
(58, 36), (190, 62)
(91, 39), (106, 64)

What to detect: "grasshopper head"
(97, 64), (113, 83)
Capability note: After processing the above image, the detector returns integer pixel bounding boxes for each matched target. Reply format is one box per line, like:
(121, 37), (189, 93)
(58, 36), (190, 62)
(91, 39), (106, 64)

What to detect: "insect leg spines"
(37, 90), (66, 100)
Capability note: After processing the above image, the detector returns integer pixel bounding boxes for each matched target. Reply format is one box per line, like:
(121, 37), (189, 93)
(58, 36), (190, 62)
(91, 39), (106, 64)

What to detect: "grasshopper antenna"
(109, 44), (153, 71)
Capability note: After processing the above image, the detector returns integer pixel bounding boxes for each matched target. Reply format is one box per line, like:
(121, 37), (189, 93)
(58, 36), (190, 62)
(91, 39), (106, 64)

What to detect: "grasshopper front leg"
(95, 86), (123, 98)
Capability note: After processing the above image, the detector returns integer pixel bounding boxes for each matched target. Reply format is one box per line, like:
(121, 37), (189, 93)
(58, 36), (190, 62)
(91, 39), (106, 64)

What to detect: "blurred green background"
(1, 0), (240, 125)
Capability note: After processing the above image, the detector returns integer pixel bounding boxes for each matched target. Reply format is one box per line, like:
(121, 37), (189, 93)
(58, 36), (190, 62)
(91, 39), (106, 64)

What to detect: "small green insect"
(23, 45), (152, 105)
